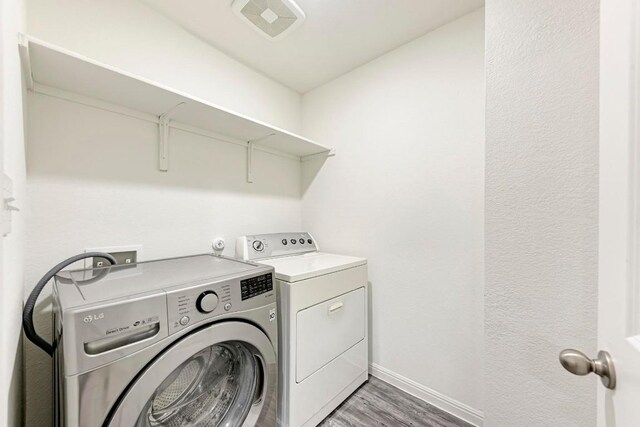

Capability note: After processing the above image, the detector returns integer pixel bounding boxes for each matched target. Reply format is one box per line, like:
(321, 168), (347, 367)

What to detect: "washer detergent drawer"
(296, 287), (365, 382)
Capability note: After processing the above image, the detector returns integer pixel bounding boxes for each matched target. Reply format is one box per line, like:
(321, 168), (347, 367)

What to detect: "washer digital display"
(240, 273), (273, 301)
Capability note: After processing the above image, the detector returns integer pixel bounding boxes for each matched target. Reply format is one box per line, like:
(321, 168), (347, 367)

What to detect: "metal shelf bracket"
(247, 133), (276, 183)
(301, 148), (336, 162)
(158, 102), (186, 171)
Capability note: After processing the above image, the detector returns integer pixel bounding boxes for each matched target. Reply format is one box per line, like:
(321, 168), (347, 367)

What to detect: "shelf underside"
(24, 38), (331, 158)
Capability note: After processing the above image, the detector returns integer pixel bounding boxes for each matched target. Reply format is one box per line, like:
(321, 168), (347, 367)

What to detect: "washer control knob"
(224, 303), (232, 311)
(282, 239), (288, 245)
(252, 240), (264, 252)
(196, 291), (219, 313)
(179, 316), (190, 326)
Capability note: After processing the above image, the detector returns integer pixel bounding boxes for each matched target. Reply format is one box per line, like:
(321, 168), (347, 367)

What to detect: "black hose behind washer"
(22, 252), (117, 356)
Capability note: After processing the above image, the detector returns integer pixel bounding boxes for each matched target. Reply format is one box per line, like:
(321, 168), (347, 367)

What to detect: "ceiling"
(142, 0), (484, 93)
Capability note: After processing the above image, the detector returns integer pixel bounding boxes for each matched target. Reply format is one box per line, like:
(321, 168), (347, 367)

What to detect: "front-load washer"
(236, 233), (368, 427)
(52, 254), (278, 427)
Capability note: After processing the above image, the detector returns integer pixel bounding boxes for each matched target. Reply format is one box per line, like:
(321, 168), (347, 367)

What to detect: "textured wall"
(26, 0), (302, 133)
(301, 10), (485, 423)
(24, 94), (303, 427)
(485, 1), (599, 426)
(23, 1), (305, 425)
(1, 0), (26, 425)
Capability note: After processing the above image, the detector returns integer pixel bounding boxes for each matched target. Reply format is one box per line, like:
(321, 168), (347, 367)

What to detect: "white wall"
(23, 1), (305, 425)
(26, 0), (302, 133)
(24, 94), (303, 426)
(1, 0), (27, 425)
(301, 9), (485, 424)
(484, 1), (599, 426)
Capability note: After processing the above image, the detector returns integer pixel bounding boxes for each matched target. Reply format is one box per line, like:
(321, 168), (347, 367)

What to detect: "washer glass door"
(136, 341), (257, 427)
(107, 321), (276, 427)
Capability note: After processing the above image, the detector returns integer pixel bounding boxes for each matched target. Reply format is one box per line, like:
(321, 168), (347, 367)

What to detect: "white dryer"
(236, 233), (368, 427)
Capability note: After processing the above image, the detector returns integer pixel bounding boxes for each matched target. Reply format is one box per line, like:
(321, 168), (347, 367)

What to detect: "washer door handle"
(84, 323), (160, 355)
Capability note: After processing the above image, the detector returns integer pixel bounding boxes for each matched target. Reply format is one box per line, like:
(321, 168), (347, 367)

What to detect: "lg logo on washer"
(83, 313), (104, 323)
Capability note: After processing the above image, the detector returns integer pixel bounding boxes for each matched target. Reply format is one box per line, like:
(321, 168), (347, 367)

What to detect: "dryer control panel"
(236, 232), (318, 261)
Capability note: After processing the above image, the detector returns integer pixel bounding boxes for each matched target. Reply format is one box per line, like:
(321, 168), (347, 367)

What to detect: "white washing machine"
(236, 233), (368, 427)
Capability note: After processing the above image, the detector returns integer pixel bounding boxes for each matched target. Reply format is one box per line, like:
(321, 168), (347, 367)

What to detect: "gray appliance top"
(54, 254), (263, 309)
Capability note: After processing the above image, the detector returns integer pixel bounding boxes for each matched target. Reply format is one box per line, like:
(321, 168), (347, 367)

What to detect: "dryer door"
(106, 321), (276, 427)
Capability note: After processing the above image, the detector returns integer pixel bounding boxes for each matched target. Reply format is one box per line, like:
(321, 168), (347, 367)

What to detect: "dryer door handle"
(328, 302), (344, 313)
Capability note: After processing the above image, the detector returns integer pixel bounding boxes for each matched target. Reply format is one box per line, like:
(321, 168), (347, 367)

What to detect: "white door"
(596, 0), (640, 425)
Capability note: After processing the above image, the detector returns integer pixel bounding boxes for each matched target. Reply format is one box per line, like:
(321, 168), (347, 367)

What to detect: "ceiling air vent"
(232, 0), (306, 41)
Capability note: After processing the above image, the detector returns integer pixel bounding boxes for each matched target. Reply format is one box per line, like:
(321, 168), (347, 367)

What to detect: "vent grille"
(232, 0), (306, 40)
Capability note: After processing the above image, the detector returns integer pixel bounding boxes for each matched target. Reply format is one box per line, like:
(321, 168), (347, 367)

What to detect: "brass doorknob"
(559, 349), (616, 390)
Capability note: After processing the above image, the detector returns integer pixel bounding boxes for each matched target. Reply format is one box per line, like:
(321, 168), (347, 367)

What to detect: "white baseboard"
(368, 363), (484, 427)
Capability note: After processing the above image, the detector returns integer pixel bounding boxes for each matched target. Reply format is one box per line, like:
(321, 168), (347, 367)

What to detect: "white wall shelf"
(18, 35), (333, 179)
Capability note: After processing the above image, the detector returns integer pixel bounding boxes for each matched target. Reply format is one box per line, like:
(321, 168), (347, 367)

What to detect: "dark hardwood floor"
(318, 376), (474, 427)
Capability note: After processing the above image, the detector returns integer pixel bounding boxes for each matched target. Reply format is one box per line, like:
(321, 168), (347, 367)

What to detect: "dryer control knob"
(196, 291), (219, 314)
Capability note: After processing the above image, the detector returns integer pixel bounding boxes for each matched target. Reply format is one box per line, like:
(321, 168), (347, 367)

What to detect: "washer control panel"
(196, 291), (219, 313)
(241, 273), (273, 301)
(166, 267), (275, 335)
(236, 232), (318, 261)
(167, 282), (231, 334)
